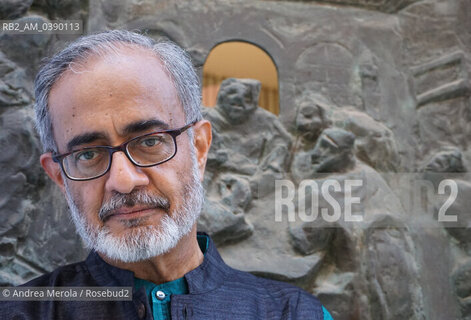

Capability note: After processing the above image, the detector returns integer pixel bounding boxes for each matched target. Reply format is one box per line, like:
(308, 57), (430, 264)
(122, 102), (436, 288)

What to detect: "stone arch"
(202, 40), (279, 115)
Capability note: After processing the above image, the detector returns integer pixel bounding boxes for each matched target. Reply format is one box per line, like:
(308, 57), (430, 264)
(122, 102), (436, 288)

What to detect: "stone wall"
(0, 0), (470, 319)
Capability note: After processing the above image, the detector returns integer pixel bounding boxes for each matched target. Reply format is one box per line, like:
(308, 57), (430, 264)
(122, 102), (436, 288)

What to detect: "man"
(2, 30), (332, 319)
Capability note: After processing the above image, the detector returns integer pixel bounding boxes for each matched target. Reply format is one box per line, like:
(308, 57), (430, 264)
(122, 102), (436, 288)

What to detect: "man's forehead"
(48, 44), (184, 149)
(55, 46), (170, 91)
(50, 46), (181, 112)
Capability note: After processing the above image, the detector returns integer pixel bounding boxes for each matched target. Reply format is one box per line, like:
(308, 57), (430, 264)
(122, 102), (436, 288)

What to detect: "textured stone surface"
(265, 0), (421, 13)
(0, 16), (53, 77)
(0, 52), (32, 107)
(0, 0), (33, 19)
(1, 0), (470, 319)
(0, 107), (87, 285)
(340, 109), (401, 172)
(32, 0), (85, 19)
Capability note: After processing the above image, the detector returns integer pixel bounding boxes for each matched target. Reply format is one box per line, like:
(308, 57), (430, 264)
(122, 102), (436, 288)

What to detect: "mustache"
(99, 191), (171, 221)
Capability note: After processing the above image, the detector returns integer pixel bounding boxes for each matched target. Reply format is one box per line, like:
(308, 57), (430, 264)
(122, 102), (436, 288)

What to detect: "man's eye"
(140, 137), (162, 147)
(76, 150), (99, 161)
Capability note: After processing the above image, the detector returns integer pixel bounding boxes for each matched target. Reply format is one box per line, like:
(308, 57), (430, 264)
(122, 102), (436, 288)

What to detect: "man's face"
(218, 81), (256, 124)
(296, 102), (323, 136)
(41, 46), (210, 262)
(310, 129), (354, 173)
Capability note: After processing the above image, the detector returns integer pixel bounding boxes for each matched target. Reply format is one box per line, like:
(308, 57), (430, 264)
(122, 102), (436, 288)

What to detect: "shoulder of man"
(0, 258), (140, 320)
(0, 260), (90, 319)
(219, 265), (325, 318)
(20, 259), (92, 287)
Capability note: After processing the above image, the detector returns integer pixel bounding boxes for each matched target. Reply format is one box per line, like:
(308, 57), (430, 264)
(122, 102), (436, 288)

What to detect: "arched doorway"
(202, 41), (279, 115)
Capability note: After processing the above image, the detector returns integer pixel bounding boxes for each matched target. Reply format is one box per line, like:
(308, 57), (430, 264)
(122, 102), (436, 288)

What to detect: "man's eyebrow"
(122, 119), (170, 135)
(65, 119), (169, 152)
(67, 132), (108, 151)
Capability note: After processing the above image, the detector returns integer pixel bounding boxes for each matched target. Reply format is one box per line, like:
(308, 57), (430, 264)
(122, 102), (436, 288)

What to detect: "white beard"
(64, 150), (204, 263)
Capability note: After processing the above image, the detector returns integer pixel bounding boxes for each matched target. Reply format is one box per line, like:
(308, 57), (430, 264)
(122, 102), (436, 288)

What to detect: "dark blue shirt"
(1, 233), (328, 319)
(134, 235), (333, 320)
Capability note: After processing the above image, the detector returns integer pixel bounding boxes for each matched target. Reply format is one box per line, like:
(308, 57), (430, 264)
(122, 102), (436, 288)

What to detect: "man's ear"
(192, 119), (212, 181)
(40, 153), (66, 193)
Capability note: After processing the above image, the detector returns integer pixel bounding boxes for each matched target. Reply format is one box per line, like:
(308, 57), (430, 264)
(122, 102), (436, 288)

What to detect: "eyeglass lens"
(62, 132), (176, 179)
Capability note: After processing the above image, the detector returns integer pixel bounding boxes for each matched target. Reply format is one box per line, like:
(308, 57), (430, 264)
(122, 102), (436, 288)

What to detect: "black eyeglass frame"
(52, 121), (197, 181)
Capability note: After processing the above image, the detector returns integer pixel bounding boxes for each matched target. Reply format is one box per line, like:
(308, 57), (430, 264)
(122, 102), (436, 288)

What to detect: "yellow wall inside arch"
(202, 41), (279, 115)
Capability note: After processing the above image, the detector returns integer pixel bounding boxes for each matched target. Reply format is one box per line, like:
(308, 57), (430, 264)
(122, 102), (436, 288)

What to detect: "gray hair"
(34, 30), (202, 152)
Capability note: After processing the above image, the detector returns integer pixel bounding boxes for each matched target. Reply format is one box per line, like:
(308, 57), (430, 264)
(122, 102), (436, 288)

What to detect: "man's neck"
(98, 227), (204, 285)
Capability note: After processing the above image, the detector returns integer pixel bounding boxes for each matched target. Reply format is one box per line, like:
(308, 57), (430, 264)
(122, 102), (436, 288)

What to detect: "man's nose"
(104, 151), (149, 194)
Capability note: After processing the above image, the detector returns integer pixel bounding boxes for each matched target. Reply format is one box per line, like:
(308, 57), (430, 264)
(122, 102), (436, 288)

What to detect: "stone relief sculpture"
(0, 108), (87, 285)
(203, 78), (292, 177)
(284, 0), (421, 13)
(200, 78), (425, 319)
(0, 52), (31, 108)
(286, 92), (424, 319)
(420, 148), (471, 318)
(200, 78), (292, 245)
(1, 0), (470, 319)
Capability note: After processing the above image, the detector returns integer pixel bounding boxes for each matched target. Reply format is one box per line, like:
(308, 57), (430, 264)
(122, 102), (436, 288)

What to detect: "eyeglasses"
(52, 121), (197, 181)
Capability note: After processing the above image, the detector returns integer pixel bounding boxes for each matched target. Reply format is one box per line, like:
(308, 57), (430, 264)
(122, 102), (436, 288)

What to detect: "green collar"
(133, 234), (209, 319)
